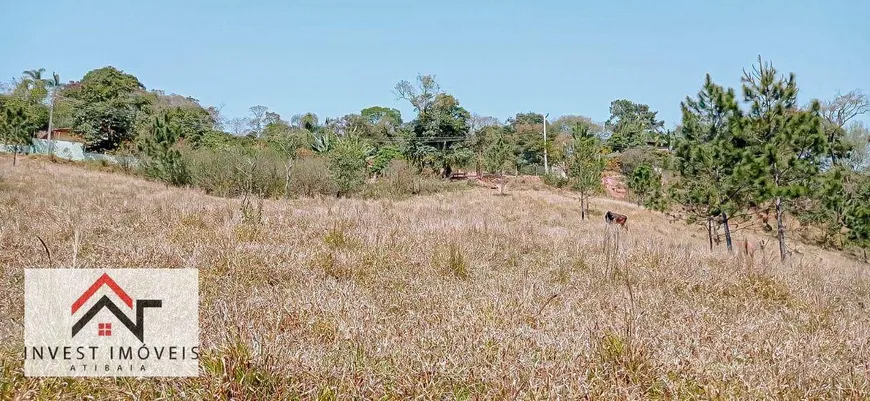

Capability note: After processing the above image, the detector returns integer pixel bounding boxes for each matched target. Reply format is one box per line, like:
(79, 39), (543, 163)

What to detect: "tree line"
(1, 59), (867, 259)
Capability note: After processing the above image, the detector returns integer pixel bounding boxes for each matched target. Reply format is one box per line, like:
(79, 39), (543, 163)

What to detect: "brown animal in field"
(605, 211), (628, 230)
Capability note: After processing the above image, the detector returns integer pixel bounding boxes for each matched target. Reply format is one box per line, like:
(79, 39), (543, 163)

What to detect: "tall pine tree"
(564, 121), (605, 220)
(674, 74), (749, 251)
(740, 57), (828, 261)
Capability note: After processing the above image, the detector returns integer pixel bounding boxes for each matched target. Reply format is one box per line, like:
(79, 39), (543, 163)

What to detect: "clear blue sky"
(2, 0), (868, 128)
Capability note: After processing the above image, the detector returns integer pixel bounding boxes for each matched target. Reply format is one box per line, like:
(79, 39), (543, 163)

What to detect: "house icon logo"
(25, 268), (199, 377)
(70, 273), (162, 342)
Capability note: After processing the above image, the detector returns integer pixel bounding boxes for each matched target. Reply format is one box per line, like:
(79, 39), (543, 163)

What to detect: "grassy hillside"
(1, 156), (868, 400)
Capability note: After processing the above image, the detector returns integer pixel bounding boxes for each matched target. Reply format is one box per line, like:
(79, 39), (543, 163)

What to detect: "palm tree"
(22, 68), (45, 81)
(21, 68), (46, 93)
(45, 72), (62, 141)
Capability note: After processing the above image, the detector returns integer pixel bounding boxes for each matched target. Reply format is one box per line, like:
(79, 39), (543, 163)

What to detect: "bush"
(542, 173), (569, 188)
(369, 146), (403, 176)
(287, 156), (336, 197)
(328, 137), (370, 196)
(359, 159), (464, 199)
(185, 146), (286, 198)
(383, 159), (417, 194)
(615, 147), (672, 175)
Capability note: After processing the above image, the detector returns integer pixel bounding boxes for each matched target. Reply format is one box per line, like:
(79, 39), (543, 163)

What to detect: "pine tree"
(138, 115), (190, 186)
(673, 74), (748, 251)
(628, 164), (663, 209)
(564, 122), (605, 219)
(1, 105), (37, 166)
(740, 57), (828, 261)
(844, 175), (870, 260)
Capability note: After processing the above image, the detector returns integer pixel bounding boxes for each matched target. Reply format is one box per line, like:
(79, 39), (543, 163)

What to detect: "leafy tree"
(506, 112), (545, 172)
(469, 124), (503, 177)
(484, 133), (513, 195)
(329, 113), (374, 138)
(170, 108), (215, 145)
(71, 67), (145, 103)
(1, 104), (37, 166)
(21, 69), (49, 102)
(361, 106), (402, 126)
(369, 146), (403, 176)
(66, 67), (148, 151)
(359, 106), (402, 141)
(550, 116), (603, 167)
(328, 136), (372, 196)
(263, 111), (282, 127)
(564, 122), (605, 219)
(394, 74), (439, 114)
(740, 56), (828, 261)
(73, 100), (140, 152)
(0, 78), (49, 133)
(291, 112), (320, 132)
(396, 75), (470, 177)
(605, 99), (664, 152)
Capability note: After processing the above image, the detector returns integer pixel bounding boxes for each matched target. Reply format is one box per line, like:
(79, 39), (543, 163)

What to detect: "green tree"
(628, 164), (663, 209)
(21, 69), (49, 102)
(673, 74), (748, 251)
(291, 112), (319, 132)
(484, 133), (513, 195)
(361, 106), (402, 126)
(137, 115), (190, 186)
(605, 99), (665, 152)
(369, 146), (404, 176)
(66, 67), (148, 151)
(360, 106), (402, 141)
(843, 176), (870, 258)
(564, 122), (605, 219)
(741, 56), (829, 261)
(1, 104), (37, 166)
(328, 136), (372, 196)
(505, 112), (546, 172)
(469, 124), (503, 177)
(396, 75), (470, 177)
(0, 78), (49, 133)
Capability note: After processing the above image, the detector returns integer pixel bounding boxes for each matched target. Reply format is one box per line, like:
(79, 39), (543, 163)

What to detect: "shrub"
(615, 147), (672, 175)
(288, 156), (336, 197)
(369, 146), (403, 176)
(358, 159), (464, 199)
(185, 146), (287, 198)
(328, 137), (370, 196)
(542, 172), (569, 188)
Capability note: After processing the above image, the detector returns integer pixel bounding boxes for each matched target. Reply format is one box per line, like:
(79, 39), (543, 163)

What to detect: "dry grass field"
(1, 156), (869, 400)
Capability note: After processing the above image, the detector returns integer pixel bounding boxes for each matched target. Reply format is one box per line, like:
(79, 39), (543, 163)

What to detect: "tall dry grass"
(1, 155), (869, 400)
